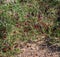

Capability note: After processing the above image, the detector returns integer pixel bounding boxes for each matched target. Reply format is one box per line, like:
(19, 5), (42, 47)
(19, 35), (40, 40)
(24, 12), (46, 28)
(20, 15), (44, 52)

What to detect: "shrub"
(0, 0), (60, 57)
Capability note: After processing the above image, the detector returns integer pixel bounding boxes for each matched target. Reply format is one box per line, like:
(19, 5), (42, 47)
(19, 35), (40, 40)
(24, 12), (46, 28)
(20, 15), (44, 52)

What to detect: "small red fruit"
(37, 13), (42, 21)
(34, 24), (40, 29)
(15, 22), (20, 28)
(2, 47), (8, 52)
(24, 21), (29, 26)
(3, 35), (6, 39)
(24, 28), (28, 32)
(26, 13), (30, 18)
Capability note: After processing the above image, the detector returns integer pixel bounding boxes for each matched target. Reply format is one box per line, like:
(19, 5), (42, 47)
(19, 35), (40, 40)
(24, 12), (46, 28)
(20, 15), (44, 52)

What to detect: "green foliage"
(0, 0), (60, 57)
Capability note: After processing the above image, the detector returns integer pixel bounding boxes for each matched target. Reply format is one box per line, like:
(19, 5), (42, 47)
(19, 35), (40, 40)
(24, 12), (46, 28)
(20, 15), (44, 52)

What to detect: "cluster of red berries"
(2, 43), (11, 52)
(34, 24), (40, 29)
(15, 22), (21, 28)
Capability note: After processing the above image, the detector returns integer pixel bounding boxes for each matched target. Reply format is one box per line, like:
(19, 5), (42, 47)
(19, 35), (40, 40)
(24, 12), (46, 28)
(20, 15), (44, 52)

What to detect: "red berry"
(37, 13), (42, 21)
(24, 29), (28, 32)
(3, 36), (6, 39)
(26, 13), (30, 18)
(24, 21), (29, 25)
(15, 22), (20, 28)
(2, 48), (8, 52)
(34, 24), (39, 29)
(24, 27), (29, 32)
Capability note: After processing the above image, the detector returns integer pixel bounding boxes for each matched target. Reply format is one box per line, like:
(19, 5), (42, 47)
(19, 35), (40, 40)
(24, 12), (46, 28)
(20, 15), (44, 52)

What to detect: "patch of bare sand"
(16, 41), (60, 57)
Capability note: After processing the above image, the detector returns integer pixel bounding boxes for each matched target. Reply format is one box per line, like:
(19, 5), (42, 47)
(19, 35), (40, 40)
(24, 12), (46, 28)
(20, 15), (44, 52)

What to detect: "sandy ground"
(16, 40), (60, 57)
